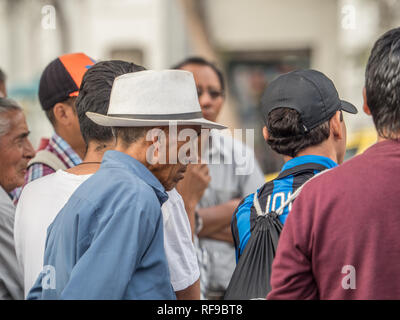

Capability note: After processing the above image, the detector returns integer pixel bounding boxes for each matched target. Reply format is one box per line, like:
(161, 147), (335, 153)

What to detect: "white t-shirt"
(14, 170), (199, 297)
(161, 188), (200, 291)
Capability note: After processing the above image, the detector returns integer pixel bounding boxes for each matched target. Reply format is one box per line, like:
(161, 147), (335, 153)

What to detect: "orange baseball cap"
(38, 52), (96, 110)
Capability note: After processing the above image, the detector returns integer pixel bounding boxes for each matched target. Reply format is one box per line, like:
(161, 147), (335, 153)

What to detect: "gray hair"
(112, 126), (148, 147)
(0, 98), (22, 137)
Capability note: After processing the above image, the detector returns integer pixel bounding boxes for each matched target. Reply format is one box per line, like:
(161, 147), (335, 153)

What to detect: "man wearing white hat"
(27, 70), (225, 300)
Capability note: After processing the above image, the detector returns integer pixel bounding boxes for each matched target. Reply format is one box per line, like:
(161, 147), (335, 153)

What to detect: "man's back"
(14, 170), (90, 297)
(268, 140), (400, 299)
(27, 150), (175, 300)
(16, 169), (199, 298)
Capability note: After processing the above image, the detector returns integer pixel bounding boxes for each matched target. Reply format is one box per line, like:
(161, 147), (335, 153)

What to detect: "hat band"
(107, 111), (203, 120)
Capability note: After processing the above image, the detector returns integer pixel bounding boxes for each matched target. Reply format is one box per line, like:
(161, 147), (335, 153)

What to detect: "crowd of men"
(0, 26), (400, 299)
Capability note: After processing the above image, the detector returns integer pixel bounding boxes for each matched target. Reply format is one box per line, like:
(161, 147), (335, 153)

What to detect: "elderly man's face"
(148, 125), (201, 191)
(155, 161), (188, 191)
(0, 110), (35, 192)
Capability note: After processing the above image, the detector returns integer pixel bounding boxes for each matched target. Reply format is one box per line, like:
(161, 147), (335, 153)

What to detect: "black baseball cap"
(261, 69), (357, 133)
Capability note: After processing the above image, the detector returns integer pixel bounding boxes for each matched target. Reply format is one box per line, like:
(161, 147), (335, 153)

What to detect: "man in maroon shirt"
(267, 27), (400, 300)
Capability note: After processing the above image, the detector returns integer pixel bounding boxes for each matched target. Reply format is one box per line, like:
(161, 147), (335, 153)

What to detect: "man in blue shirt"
(27, 70), (226, 300)
(232, 69), (358, 261)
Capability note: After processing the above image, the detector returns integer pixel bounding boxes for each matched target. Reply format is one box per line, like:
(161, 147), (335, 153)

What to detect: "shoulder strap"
(253, 168), (331, 216)
(253, 191), (265, 216)
(275, 168), (330, 215)
(28, 150), (68, 171)
(277, 163), (328, 180)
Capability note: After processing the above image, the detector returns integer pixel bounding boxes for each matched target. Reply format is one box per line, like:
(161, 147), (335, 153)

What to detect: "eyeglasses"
(197, 88), (224, 100)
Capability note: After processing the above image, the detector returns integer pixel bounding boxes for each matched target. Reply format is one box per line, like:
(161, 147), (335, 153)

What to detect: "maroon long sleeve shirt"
(267, 139), (400, 300)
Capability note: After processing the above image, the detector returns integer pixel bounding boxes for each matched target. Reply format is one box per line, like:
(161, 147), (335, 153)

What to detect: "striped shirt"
(231, 155), (337, 262)
(12, 133), (82, 203)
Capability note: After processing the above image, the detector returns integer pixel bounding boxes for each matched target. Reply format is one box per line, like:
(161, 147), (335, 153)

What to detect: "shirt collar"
(101, 150), (168, 204)
(280, 155), (338, 173)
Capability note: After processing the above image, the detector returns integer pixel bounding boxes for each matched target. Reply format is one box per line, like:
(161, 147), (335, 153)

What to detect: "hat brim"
(341, 100), (358, 114)
(86, 112), (227, 130)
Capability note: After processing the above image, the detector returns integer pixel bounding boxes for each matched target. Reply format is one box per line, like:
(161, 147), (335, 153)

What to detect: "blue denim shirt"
(27, 150), (175, 300)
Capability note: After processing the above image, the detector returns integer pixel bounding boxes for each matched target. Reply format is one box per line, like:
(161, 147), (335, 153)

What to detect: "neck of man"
(114, 139), (150, 169)
(65, 140), (115, 175)
(377, 135), (398, 143)
(295, 142), (339, 164)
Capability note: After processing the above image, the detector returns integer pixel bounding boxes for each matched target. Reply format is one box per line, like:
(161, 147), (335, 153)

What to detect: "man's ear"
(53, 102), (75, 126)
(262, 126), (269, 141)
(330, 111), (343, 139)
(362, 87), (372, 116)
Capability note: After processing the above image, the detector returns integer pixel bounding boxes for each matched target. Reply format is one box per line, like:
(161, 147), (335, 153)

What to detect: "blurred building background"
(1, 0), (399, 174)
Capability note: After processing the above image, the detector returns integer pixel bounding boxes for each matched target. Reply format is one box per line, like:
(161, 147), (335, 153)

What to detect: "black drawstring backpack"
(224, 171), (324, 300)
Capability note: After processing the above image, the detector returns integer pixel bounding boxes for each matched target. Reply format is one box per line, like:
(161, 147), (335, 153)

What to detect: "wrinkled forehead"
(1, 109), (27, 137)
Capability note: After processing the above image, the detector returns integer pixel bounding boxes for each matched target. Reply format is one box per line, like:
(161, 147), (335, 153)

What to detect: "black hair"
(266, 108), (331, 158)
(76, 60), (146, 145)
(112, 127), (149, 148)
(173, 56), (225, 92)
(365, 27), (400, 139)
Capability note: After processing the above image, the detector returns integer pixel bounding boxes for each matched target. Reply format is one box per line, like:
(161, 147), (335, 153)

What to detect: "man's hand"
(177, 163), (211, 211)
(197, 198), (242, 240)
(176, 163), (211, 236)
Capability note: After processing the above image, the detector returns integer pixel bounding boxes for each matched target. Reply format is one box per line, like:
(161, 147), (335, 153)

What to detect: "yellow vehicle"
(264, 127), (377, 182)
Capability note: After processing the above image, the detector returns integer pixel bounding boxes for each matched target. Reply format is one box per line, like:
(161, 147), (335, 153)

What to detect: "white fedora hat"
(86, 69), (226, 130)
